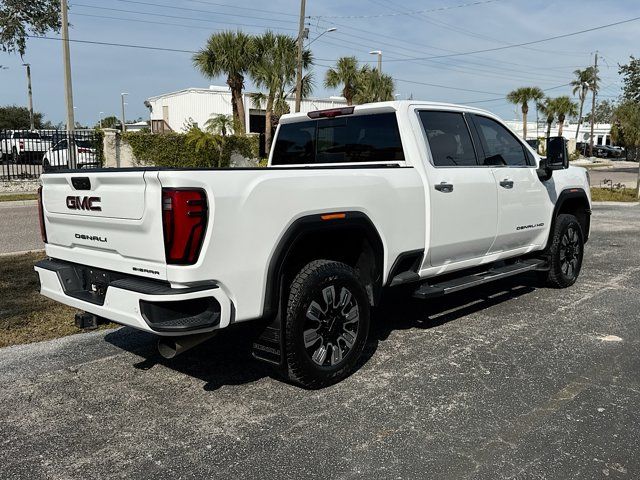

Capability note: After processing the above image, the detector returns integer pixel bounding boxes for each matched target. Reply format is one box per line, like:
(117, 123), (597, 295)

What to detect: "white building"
(504, 120), (614, 146)
(146, 85), (347, 155)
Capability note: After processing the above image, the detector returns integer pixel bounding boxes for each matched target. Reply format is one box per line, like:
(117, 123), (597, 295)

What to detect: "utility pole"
(61, 0), (76, 167)
(294, 0), (306, 113)
(589, 51), (598, 157)
(121, 93), (128, 133)
(370, 50), (382, 72)
(22, 64), (35, 130)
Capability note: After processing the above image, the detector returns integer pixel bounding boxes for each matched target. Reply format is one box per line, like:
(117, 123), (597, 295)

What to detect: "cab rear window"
(272, 112), (404, 165)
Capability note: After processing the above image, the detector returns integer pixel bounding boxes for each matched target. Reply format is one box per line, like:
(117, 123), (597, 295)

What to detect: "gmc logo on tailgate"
(66, 196), (102, 211)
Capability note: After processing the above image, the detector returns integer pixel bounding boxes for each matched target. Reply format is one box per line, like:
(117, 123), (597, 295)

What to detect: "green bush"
(123, 130), (259, 168)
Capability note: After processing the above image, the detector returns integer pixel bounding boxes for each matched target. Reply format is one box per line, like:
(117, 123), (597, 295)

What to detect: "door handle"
(499, 179), (514, 189)
(434, 182), (454, 193)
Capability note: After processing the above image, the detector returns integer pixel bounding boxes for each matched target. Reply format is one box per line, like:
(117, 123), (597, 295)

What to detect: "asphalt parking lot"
(1, 203), (639, 479)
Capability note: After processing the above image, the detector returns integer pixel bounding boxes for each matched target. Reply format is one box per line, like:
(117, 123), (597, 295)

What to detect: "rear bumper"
(35, 258), (232, 336)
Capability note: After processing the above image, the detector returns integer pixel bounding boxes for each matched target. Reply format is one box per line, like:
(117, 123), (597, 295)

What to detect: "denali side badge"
(516, 222), (544, 231)
(67, 196), (101, 211)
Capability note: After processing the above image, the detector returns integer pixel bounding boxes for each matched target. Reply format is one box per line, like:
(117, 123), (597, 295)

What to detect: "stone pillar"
(102, 129), (119, 168)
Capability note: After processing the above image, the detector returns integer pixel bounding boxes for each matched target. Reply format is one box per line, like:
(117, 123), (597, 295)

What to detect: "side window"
(473, 115), (529, 166)
(418, 111), (478, 167)
(272, 113), (404, 165)
(272, 121), (316, 165)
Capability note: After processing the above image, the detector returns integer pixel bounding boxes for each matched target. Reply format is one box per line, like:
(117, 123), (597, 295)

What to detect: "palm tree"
(553, 96), (579, 137)
(251, 32), (312, 152)
(353, 66), (395, 104)
(193, 31), (256, 134)
(506, 86), (545, 140)
(571, 66), (600, 140)
(324, 56), (361, 106)
(537, 97), (557, 139)
(205, 114), (233, 136)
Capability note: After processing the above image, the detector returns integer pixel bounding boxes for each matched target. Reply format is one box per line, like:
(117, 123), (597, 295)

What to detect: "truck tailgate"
(41, 171), (168, 280)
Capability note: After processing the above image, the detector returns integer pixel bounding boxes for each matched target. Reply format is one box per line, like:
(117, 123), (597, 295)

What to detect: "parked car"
(595, 145), (624, 159)
(35, 101), (592, 388)
(0, 130), (51, 164)
(42, 138), (99, 170)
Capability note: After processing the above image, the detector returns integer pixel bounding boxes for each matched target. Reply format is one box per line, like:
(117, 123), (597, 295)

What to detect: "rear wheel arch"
(263, 212), (385, 319)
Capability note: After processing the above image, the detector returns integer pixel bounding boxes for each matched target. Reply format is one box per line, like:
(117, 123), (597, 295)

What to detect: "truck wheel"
(543, 214), (584, 288)
(284, 260), (370, 389)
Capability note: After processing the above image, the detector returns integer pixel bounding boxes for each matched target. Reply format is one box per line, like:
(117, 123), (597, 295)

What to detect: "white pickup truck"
(35, 101), (591, 388)
(0, 130), (51, 163)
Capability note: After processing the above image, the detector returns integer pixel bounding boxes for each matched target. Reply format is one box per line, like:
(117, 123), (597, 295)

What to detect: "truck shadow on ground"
(104, 273), (540, 391)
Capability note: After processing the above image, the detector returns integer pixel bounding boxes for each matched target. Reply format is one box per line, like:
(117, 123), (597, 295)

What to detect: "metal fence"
(1, 129), (103, 183)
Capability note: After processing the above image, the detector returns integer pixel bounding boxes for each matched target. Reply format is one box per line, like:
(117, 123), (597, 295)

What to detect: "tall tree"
(353, 66), (395, 104)
(571, 66), (599, 140)
(585, 99), (616, 125)
(506, 87), (545, 140)
(1, 1), (61, 56)
(619, 56), (640, 103)
(611, 101), (640, 195)
(0, 105), (43, 129)
(193, 31), (256, 134)
(537, 97), (557, 139)
(251, 32), (312, 152)
(553, 96), (579, 137)
(324, 56), (361, 106)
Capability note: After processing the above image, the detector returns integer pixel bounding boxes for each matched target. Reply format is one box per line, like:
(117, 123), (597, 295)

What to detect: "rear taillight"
(78, 148), (91, 154)
(19, 141), (24, 150)
(37, 186), (47, 243)
(161, 188), (208, 265)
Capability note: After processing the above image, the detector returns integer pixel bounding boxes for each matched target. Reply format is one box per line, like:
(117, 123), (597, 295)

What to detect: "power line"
(71, 4), (296, 31)
(27, 35), (198, 53)
(380, 16), (640, 62)
(107, 0), (293, 23)
(71, 12), (224, 31)
(182, 0), (298, 17)
(309, 0), (501, 19)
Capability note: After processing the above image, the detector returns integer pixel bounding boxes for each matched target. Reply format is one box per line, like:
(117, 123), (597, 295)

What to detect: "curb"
(592, 201), (639, 206)
(0, 249), (45, 257)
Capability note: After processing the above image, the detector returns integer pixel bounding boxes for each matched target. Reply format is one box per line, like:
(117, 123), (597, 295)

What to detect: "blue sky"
(1, 0), (638, 126)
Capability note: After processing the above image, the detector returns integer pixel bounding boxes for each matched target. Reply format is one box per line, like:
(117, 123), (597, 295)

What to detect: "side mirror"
(545, 136), (569, 170)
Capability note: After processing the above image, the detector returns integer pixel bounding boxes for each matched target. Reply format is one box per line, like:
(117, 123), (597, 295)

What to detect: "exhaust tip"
(157, 338), (179, 359)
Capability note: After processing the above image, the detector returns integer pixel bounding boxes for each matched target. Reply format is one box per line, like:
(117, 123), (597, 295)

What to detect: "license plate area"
(56, 263), (126, 306)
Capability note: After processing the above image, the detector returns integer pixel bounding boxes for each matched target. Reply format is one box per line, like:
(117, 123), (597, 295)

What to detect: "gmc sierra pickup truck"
(35, 101), (591, 388)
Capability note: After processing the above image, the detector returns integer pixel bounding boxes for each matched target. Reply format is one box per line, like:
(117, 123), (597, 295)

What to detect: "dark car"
(595, 145), (624, 159)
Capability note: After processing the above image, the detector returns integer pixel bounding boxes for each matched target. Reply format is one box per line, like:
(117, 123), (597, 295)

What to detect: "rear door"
(41, 170), (167, 279)
(470, 114), (549, 252)
(418, 110), (498, 267)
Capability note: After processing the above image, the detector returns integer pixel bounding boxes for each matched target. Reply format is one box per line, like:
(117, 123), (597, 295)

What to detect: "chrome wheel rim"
(303, 285), (360, 367)
(559, 226), (581, 278)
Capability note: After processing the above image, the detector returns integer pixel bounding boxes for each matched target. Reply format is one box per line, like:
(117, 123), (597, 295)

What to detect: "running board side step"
(413, 259), (548, 299)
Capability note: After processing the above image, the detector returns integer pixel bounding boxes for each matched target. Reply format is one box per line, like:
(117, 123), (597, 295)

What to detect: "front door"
(470, 114), (549, 253)
(417, 110), (499, 267)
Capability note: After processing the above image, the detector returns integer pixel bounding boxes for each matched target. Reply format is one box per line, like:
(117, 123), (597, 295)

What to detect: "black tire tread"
(544, 213), (584, 288)
(285, 259), (368, 389)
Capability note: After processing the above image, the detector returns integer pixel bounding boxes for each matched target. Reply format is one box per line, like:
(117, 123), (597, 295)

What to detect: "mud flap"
(251, 285), (286, 367)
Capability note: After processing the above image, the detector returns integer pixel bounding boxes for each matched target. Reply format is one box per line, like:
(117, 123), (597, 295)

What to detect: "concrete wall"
(102, 129), (137, 168)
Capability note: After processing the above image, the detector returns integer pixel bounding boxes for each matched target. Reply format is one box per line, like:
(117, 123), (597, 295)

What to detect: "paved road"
(0, 201), (42, 254)
(1, 204), (639, 479)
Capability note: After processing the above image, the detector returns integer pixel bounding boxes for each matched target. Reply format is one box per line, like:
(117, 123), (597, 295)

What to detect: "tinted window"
(473, 115), (529, 166)
(272, 113), (404, 165)
(419, 111), (477, 167)
(13, 131), (41, 139)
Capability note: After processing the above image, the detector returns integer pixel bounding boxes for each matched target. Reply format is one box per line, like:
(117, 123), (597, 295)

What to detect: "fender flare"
(262, 211), (384, 319)
(545, 187), (591, 249)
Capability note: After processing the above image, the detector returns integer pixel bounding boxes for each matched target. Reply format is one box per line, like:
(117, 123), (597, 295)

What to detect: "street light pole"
(307, 27), (337, 46)
(369, 50), (382, 72)
(99, 111), (104, 129)
(589, 51), (598, 157)
(22, 64), (35, 130)
(294, 0), (306, 113)
(121, 93), (128, 133)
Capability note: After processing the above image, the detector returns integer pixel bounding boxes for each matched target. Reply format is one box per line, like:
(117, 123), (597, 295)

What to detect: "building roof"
(147, 85), (346, 103)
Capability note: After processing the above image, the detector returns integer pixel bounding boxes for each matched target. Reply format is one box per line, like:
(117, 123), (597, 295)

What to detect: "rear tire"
(284, 260), (370, 389)
(543, 214), (584, 288)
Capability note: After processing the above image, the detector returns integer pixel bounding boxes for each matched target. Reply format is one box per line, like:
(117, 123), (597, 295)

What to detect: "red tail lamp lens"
(162, 189), (208, 265)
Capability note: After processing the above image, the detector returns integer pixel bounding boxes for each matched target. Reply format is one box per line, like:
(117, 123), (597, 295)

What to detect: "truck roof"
(280, 100), (499, 124)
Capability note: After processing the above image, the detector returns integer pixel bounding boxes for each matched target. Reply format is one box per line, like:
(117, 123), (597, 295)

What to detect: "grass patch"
(0, 193), (38, 202)
(0, 251), (114, 348)
(590, 187), (638, 202)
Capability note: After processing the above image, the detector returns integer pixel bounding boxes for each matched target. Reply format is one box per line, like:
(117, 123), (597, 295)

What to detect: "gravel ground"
(0, 203), (639, 479)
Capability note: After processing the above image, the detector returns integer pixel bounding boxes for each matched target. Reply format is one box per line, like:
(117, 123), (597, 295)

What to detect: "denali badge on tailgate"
(66, 196), (101, 211)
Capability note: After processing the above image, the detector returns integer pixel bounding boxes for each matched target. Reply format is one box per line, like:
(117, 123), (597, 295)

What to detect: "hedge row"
(123, 132), (260, 168)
